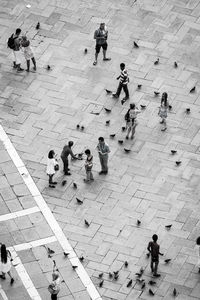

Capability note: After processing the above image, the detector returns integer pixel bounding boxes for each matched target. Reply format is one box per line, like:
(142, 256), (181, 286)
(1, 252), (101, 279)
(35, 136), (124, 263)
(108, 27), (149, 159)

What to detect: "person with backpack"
(124, 103), (141, 139)
(7, 28), (24, 72)
(93, 23), (111, 66)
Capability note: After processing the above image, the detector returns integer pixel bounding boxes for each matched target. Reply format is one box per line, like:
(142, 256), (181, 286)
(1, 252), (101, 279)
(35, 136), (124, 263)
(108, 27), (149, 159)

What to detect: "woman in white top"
(21, 35), (36, 72)
(196, 237), (200, 273)
(0, 244), (14, 284)
(48, 261), (61, 300)
(46, 150), (58, 188)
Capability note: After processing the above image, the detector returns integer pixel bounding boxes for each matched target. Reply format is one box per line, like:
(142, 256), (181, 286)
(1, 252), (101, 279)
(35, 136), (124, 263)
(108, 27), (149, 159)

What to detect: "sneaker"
(103, 58), (111, 61)
(112, 94), (119, 99)
(49, 185), (55, 188)
(65, 172), (71, 176)
(33, 66), (36, 71)
(122, 97), (129, 101)
(99, 171), (104, 175)
(0, 275), (6, 279)
(93, 61), (97, 66)
(13, 64), (17, 69)
(26, 69), (30, 72)
(121, 100), (125, 105)
(10, 278), (14, 285)
(17, 67), (24, 72)
(160, 120), (164, 124)
(153, 273), (160, 277)
(126, 136), (129, 139)
(52, 182), (57, 185)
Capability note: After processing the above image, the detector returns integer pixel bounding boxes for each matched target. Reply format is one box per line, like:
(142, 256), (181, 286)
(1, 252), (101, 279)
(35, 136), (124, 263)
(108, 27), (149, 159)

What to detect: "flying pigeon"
(137, 219), (141, 226)
(149, 280), (156, 285)
(79, 256), (84, 261)
(106, 120), (110, 125)
(122, 126), (126, 131)
(99, 280), (104, 287)
(176, 161), (181, 166)
(137, 84), (142, 89)
(140, 105), (146, 109)
(124, 148), (131, 153)
(63, 252), (69, 257)
(47, 65), (51, 70)
(84, 48), (87, 54)
(173, 288), (177, 296)
(164, 259), (171, 263)
(118, 140), (123, 144)
(76, 124), (80, 129)
(168, 105), (172, 110)
(109, 272), (113, 278)
(141, 282), (146, 289)
(99, 273), (103, 278)
(47, 247), (55, 255)
(72, 265), (78, 270)
(186, 108), (190, 114)
(81, 126), (84, 130)
(62, 180), (67, 186)
(149, 288), (155, 296)
(124, 261), (128, 267)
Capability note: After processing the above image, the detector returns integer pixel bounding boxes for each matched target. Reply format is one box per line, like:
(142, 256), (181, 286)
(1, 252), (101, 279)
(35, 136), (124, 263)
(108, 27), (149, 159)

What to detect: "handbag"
(54, 164), (59, 171)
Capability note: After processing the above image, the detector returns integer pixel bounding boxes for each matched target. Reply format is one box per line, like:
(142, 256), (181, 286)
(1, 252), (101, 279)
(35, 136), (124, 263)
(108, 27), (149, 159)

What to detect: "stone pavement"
(0, 0), (200, 299)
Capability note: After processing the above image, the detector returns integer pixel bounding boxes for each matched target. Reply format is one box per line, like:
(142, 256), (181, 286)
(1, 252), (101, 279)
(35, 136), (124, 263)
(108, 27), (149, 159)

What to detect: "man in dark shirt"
(61, 141), (77, 175)
(147, 234), (163, 277)
(93, 23), (111, 66)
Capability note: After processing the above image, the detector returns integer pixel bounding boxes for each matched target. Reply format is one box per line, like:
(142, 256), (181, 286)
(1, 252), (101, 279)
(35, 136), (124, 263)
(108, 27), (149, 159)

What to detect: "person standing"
(196, 236), (200, 273)
(7, 28), (24, 72)
(0, 244), (14, 284)
(97, 137), (110, 175)
(158, 92), (169, 131)
(125, 103), (141, 139)
(48, 261), (60, 300)
(113, 63), (129, 103)
(61, 141), (78, 175)
(84, 149), (94, 183)
(21, 35), (36, 72)
(147, 234), (163, 277)
(46, 150), (58, 188)
(93, 23), (111, 66)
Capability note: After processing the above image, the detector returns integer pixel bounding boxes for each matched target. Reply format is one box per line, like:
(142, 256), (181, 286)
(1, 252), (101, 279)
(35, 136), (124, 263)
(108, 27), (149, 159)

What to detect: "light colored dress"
(46, 158), (57, 175)
(23, 44), (34, 60)
(0, 251), (12, 273)
(158, 102), (168, 119)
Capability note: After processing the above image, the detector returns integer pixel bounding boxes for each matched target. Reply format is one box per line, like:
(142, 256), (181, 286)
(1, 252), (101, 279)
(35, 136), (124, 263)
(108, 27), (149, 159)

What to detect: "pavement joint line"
(9, 248), (42, 300)
(0, 285), (9, 300)
(10, 236), (57, 252)
(0, 124), (102, 300)
(0, 206), (40, 222)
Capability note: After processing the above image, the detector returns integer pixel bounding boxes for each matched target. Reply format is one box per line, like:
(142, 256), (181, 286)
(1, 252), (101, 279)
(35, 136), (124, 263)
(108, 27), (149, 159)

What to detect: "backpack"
(7, 34), (16, 49)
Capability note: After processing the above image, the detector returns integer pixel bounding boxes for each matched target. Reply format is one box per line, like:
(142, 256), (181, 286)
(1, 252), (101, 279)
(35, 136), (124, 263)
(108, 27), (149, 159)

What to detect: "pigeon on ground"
(176, 161), (181, 166)
(84, 220), (90, 227)
(141, 282), (146, 289)
(154, 58), (159, 65)
(140, 105), (146, 109)
(106, 120), (110, 125)
(146, 252), (150, 258)
(81, 126), (84, 130)
(62, 180), (67, 186)
(110, 134), (116, 138)
(135, 272), (142, 278)
(122, 126), (126, 131)
(99, 273), (103, 278)
(149, 288), (155, 296)
(168, 105), (172, 110)
(171, 150), (177, 154)
(118, 140), (123, 144)
(47, 247), (55, 255)
(76, 198), (83, 204)
(136, 278), (145, 283)
(76, 124), (80, 129)
(47, 65), (51, 70)
(121, 99), (126, 105)
(154, 91), (160, 96)
(124, 261), (128, 267)
(105, 89), (112, 94)
(174, 62), (178, 68)
(104, 108), (111, 113)
(114, 274), (119, 280)
(173, 288), (177, 296)
(137, 219), (141, 226)
(113, 271), (119, 276)
(90, 112), (100, 115)
(36, 22), (40, 30)
(137, 84), (142, 89)
(140, 267), (144, 274)
(134, 41), (139, 48)
(127, 279), (132, 287)
(190, 86), (195, 93)
(165, 224), (172, 229)
(63, 252), (69, 257)
(79, 256), (84, 261)
(124, 148), (131, 153)
(99, 280), (104, 287)
(72, 265), (78, 269)
(149, 280), (156, 285)
(109, 272), (113, 278)
(164, 259), (171, 263)
(186, 108), (190, 114)
(73, 182), (77, 189)
(84, 48), (87, 54)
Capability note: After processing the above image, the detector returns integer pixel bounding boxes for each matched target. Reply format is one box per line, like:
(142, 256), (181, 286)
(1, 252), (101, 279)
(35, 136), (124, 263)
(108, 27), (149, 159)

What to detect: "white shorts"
(12, 50), (23, 65)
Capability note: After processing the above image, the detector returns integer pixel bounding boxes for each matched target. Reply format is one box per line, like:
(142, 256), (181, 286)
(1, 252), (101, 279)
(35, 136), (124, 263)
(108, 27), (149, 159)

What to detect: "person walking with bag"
(84, 149), (94, 183)
(97, 137), (110, 175)
(48, 260), (60, 300)
(0, 244), (14, 284)
(46, 150), (58, 188)
(7, 28), (24, 72)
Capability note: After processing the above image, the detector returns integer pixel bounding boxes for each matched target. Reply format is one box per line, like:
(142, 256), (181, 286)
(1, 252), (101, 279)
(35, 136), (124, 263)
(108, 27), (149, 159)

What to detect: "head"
(100, 23), (105, 30)
(196, 237), (200, 246)
(161, 92), (168, 106)
(152, 234), (158, 242)
(1, 244), (7, 263)
(85, 149), (91, 156)
(130, 103), (135, 110)
(15, 28), (21, 36)
(120, 63), (125, 71)
(98, 137), (105, 144)
(48, 150), (55, 159)
(68, 141), (74, 148)
(52, 271), (59, 281)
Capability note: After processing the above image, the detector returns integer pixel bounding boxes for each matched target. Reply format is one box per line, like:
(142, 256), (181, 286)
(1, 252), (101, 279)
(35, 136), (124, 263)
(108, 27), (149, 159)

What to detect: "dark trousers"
(48, 174), (53, 184)
(61, 157), (69, 174)
(116, 82), (129, 98)
(51, 294), (57, 300)
(151, 257), (159, 274)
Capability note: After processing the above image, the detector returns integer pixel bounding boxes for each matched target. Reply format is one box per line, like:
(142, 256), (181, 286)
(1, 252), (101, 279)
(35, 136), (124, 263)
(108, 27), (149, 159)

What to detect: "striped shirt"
(119, 69), (129, 85)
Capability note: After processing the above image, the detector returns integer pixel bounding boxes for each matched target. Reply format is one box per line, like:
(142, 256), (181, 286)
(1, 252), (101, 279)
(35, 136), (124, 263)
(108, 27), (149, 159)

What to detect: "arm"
(158, 245), (163, 256)
(69, 149), (77, 160)
(147, 242), (151, 253)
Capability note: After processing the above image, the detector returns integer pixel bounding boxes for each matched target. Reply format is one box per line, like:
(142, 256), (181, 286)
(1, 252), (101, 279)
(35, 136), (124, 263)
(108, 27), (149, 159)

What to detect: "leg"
(131, 124), (136, 139)
(102, 156), (108, 173)
(150, 259), (154, 272)
(126, 126), (131, 139)
(26, 59), (30, 72)
(0, 272), (6, 279)
(122, 84), (129, 99)
(99, 155), (104, 173)
(7, 271), (14, 284)
(154, 261), (159, 275)
(116, 82), (123, 97)
(31, 57), (36, 70)
(90, 170), (94, 180)
(51, 294), (57, 300)
(12, 50), (17, 68)
(94, 45), (100, 65)
(102, 42), (110, 60)
(49, 174), (53, 184)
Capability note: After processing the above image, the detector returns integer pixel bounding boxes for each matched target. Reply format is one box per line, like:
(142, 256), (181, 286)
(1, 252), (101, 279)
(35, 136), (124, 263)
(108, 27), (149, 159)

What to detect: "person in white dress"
(48, 261), (61, 300)
(21, 35), (36, 72)
(46, 150), (58, 188)
(0, 244), (14, 284)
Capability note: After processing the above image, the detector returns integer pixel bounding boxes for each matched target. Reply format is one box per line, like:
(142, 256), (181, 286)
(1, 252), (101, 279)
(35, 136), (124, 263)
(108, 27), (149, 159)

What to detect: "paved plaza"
(0, 0), (200, 299)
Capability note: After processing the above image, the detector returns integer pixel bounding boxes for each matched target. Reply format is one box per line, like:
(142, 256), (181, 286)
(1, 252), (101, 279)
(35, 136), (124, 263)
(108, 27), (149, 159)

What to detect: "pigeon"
(105, 89), (112, 94)
(161, 127), (167, 131)
(122, 126), (126, 131)
(137, 84), (142, 89)
(79, 256), (84, 261)
(154, 91), (160, 96)
(76, 124), (80, 129)
(137, 219), (141, 226)
(149, 289), (154, 296)
(141, 282), (146, 289)
(164, 259), (171, 263)
(148, 280), (156, 285)
(81, 126), (84, 130)
(168, 105), (172, 110)
(72, 265), (78, 269)
(99, 280), (104, 287)
(124, 261), (128, 267)
(62, 180), (67, 186)
(76, 198), (83, 204)
(99, 273), (103, 278)
(106, 120), (110, 125)
(90, 112), (100, 115)
(73, 182), (77, 189)
(176, 161), (181, 166)
(47, 65), (51, 70)
(84, 219), (90, 227)
(171, 150), (177, 154)
(104, 107), (111, 113)
(154, 58), (159, 65)
(114, 274), (119, 280)
(118, 140), (123, 144)
(121, 99), (126, 105)
(186, 108), (190, 114)
(146, 252), (150, 258)
(36, 22), (40, 30)
(140, 267), (144, 274)
(47, 247), (55, 255)
(136, 278), (145, 284)
(84, 48), (87, 54)
(124, 148), (131, 153)
(174, 62), (178, 68)
(173, 288), (177, 296)
(110, 134), (116, 138)
(135, 272), (142, 278)
(165, 224), (172, 229)
(113, 271), (119, 276)
(134, 41), (139, 48)
(127, 279), (132, 287)
(190, 86), (195, 93)
(109, 272), (113, 278)
(140, 105), (146, 109)
(63, 252), (69, 257)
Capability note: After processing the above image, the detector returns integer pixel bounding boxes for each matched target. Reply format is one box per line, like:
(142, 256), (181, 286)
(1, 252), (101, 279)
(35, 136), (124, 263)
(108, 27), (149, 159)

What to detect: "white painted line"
(0, 206), (40, 222)
(0, 125), (102, 300)
(13, 236), (57, 252)
(9, 248), (42, 300)
(0, 285), (9, 300)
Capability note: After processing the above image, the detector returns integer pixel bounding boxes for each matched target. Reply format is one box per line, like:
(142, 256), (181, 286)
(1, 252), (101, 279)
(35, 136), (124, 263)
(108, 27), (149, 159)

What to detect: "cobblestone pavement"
(0, 0), (200, 299)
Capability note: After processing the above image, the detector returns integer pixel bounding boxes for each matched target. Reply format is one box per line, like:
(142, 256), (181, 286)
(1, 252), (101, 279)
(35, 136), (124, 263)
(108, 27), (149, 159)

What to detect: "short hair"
(52, 272), (59, 280)
(120, 63), (125, 69)
(85, 149), (91, 155)
(196, 236), (200, 245)
(68, 141), (74, 147)
(16, 28), (21, 35)
(100, 23), (105, 26)
(48, 150), (55, 159)
(152, 234), (158, 242)
(98, 137), (104, 142)
(161, 92), (168, 106)
(130, 103), (135, 109)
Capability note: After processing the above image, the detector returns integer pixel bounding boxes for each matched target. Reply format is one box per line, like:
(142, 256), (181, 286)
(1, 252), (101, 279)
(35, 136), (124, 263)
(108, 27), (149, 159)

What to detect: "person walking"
(97, 137), (110, 175)
(196, 236), (200, 273)
(48, 261), (60, 300)
(158, 92), (169, 131)
(61, 141), (78, 175)
(113, 63), (129, 103)
(0, 244), (14, 284)
(93, 23), (111, 66)
(125, 103), (141, 139)
(147, 234), (163, 277)
(46, 150), (58, 188)
(84, 149), (94, 183)
(21, 35), (36, 72)
(7, 28), (24, 72)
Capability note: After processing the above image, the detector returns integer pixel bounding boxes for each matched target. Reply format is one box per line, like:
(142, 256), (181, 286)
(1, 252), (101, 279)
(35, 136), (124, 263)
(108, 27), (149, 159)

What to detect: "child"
(125, 103), (141, 139)
(158, 92), (168, 131)
(46, 150), (58, 188)
(84, 149), (94, 182)
(48, 261), (60, 300)
(147, 234), (163, 277)
(0, 244), (14, 284)
(21, 36), (36, 72)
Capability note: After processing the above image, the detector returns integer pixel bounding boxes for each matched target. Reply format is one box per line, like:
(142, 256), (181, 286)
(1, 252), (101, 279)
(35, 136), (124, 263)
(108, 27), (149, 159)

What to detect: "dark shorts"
(95, 42), (108, 53)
